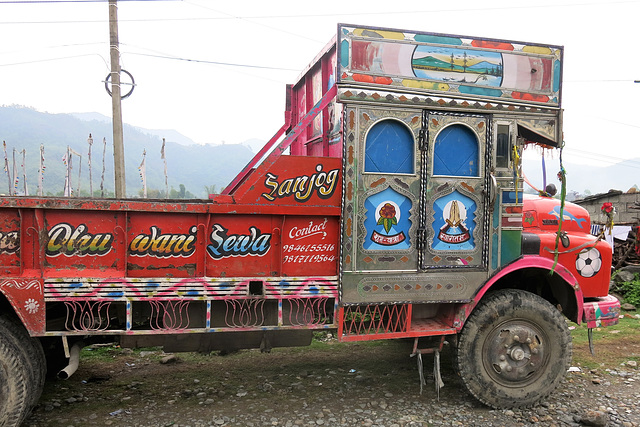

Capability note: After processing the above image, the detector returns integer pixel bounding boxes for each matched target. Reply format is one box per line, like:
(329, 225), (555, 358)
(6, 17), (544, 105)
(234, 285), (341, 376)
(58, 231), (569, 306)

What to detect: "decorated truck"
(0, 24), (621, 425)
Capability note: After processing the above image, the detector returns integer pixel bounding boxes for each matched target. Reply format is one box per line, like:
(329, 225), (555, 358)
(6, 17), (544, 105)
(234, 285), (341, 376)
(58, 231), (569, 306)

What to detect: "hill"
(0, 106), (254, 198)
(1, 105), (637, 200)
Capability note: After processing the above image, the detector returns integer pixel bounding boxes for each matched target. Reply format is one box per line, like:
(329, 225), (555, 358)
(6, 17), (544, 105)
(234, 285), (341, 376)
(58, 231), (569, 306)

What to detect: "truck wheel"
(0, 336), (30, 427)
(456, 289), (572, 409)
(0, 314), (46, 409)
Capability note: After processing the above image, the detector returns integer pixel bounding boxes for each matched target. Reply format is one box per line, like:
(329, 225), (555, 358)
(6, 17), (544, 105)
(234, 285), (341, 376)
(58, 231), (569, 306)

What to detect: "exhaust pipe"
(57, 341), (85, 380)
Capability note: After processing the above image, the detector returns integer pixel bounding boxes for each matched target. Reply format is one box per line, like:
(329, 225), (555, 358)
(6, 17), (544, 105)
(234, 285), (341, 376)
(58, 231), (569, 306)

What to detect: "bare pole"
(101, 137), (106, 197)
(3, 141), (11, 196)
(109, 0), (126, 198)
(12, 148), (17, 195)
(87, 134), (93, 197)
(21, 149), (27, 196)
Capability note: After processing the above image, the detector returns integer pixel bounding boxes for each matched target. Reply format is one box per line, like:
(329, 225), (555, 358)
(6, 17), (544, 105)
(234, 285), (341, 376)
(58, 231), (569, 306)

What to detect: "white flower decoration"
(25, 298), (40, 314)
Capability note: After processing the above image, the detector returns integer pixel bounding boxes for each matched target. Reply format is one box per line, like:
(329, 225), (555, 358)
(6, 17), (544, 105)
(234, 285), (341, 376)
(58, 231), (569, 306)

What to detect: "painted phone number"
(283, 244), (336, 253)
(283, 254), (336, 263)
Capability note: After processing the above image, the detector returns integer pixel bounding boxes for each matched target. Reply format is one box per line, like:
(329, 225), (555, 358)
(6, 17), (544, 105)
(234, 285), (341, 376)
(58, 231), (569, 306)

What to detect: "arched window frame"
(363, 118), (416, 176)
(432, 122), (481, 178)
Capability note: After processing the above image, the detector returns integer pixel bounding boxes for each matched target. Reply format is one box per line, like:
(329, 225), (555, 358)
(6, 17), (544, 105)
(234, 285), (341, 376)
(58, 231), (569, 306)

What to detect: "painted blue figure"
(548, 206), (587, 229)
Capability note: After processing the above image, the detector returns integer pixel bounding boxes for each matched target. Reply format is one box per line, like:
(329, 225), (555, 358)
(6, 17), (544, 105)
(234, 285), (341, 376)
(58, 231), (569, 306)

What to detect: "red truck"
(0, 24), (620, 425)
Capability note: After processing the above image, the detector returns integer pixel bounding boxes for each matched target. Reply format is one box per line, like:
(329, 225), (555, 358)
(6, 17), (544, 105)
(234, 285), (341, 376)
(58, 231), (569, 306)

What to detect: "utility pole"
(109, 0), (126, 198)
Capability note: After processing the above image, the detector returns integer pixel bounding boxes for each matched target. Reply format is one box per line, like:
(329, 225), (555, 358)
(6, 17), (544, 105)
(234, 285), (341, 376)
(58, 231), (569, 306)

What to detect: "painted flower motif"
(379, 203), (396, 219)
(524, 211), (535, 225)
(377, 203), (397, 234)
(25, 298), (39, 314)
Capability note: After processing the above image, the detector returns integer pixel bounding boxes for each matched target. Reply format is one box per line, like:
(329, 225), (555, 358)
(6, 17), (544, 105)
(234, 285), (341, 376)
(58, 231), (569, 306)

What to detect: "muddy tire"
(0, 314), (46, 409)
(456, 289), (572, 409)
(0, 334), (30, 427)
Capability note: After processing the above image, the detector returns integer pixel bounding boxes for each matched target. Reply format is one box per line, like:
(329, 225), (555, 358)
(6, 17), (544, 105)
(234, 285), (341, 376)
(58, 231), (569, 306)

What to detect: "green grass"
(570, 317), (639, 345)
(569, 316), (640, 369)
(611, 271), (640, 306)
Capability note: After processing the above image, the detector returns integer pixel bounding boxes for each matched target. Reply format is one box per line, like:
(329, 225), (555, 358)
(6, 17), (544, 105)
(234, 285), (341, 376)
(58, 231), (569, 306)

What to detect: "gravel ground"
(24, 336), (640, 427)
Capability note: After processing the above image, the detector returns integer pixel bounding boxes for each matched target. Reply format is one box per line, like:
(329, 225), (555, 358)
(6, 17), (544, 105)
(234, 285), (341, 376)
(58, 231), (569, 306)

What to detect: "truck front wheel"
(456, 289), (572, 408)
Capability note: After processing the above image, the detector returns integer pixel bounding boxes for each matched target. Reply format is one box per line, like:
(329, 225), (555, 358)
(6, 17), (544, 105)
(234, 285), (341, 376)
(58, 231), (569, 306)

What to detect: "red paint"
(471, 40), (514, 51)
(352, 74), (392, 85)
(352, 73), (375, 83)
(351, 40), (378, 71)
(511, 91), (550, 103)
(540, 58), (553, 91)
(522, 195), (612, 298)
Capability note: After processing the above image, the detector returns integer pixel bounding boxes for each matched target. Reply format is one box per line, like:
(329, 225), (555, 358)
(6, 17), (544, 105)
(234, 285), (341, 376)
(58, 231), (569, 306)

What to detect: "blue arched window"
(364, 120), (414, 174)
(433, 124), (479, 176)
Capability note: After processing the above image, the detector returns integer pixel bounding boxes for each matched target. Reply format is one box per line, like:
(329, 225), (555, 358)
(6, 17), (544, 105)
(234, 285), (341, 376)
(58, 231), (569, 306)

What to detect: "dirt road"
(25, 332), (640, 427)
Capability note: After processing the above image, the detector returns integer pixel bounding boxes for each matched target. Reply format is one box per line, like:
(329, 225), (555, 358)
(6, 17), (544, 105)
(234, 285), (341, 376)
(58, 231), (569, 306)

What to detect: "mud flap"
(411, 337), (446, 399)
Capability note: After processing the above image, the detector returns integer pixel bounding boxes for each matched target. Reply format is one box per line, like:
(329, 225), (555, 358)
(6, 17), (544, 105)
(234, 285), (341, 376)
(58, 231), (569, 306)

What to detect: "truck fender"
(452, 256), (584, 332)
(0, 279), (46, 335)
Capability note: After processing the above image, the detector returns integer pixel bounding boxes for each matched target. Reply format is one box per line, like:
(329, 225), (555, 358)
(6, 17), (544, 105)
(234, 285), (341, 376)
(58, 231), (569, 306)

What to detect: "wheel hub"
(487, 324), (545, 384)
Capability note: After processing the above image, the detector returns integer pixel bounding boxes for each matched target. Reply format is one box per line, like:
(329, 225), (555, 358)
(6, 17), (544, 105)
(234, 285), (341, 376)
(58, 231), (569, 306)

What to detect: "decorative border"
(43, 276), (338, 301)
(357, 274), (469, 299)
(338, 88), (560, 117)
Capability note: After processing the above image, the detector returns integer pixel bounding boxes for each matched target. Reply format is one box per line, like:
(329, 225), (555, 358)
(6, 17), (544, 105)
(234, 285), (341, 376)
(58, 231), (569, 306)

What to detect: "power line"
(1, 0), (638, 24)
(183, 1), (324, 44)
(125, 51), (299, 71)
(566, 79), (639, 83)
(0, 52), (109, 68)
(563, 148), (640, 169)
(0, 0), (177, 3)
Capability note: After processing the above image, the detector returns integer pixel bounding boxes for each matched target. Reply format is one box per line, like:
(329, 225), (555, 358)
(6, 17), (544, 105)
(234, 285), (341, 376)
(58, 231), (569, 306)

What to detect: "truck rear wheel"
(456, 289), (572, 409)
(0, 335), (30, 427)
(0, 314), (46, 409)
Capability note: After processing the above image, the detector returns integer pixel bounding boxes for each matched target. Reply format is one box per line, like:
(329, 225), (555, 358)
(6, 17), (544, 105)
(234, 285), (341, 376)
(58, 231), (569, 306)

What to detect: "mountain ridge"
(1, 106), (255, 198)
(2, 106), (637, 199)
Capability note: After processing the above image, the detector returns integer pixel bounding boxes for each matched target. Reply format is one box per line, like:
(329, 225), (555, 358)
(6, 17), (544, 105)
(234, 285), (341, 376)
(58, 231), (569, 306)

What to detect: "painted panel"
(126, 213), (203, 278)
(432, 191), (476, 251)
(338, 24), (562, 106)
(0, 208), (20, 274)
(237, 156), (342, 208)
(353, 107), (421, 273)
(43, 210), (124, 277)
(205, 215), (276, 277)
(500, 230), (521, 266)
(341, 105), (422, 306)
(422, 114), (488, 269)
(281, 216), (339, 277)
(363, 187), (412, 251)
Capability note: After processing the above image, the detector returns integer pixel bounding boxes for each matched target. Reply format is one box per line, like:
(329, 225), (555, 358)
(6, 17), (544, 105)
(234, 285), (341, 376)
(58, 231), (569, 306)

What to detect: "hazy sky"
(1, 0), (638, 172)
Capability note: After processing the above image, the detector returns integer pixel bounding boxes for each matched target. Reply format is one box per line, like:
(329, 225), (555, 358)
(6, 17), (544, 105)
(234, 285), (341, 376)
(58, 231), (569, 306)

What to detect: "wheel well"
(488, 267), (579, 322)
(0, 291), (19, 319)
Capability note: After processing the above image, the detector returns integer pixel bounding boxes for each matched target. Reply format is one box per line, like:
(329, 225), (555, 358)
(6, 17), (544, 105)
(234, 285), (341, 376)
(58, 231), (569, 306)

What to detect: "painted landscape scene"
(412, 45), (503, 87)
